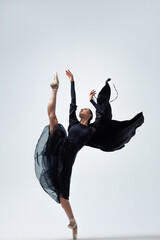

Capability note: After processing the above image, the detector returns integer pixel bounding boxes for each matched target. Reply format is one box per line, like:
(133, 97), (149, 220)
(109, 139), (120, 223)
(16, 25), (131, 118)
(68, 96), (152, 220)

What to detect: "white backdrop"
(0, 0), (160, 239)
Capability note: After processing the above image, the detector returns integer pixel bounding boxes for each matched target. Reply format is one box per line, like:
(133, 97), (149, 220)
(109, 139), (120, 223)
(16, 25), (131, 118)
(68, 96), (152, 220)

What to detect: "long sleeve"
(90, 98), (104, 115)
(71, 80), (76, 104)
(68, 81), (79, 131)
(90, 96), (113, 122)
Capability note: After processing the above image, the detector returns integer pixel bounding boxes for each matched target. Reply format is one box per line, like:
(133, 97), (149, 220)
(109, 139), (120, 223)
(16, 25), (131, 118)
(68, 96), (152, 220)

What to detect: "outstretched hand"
(66, 69), (74, 82)
(89, 89), (96, 100)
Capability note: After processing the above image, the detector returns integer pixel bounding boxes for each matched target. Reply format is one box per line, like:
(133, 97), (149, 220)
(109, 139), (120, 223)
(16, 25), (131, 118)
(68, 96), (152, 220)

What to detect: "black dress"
(34, 80), (144, 204)
(34, 81), (95, 204)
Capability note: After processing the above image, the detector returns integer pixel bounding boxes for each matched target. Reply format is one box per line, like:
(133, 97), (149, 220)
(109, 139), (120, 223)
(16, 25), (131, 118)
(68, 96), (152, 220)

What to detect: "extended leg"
(47, 89), (58, 134)
(47, 87), (58, 115)
(47, 73), (59, 134)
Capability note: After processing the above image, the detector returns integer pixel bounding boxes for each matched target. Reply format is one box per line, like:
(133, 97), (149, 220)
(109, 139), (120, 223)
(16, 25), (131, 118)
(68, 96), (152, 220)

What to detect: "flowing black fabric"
(34, 80), (144, 204)
(86, 79), (144, 151)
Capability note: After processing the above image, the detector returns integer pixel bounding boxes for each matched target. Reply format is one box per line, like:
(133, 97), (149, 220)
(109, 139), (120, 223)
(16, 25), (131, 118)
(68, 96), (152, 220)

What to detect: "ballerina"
(34, 69), (144, 239)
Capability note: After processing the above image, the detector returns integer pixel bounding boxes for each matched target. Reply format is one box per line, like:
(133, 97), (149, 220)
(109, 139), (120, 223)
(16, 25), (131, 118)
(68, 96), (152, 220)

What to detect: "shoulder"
(68, 120), (80, 131)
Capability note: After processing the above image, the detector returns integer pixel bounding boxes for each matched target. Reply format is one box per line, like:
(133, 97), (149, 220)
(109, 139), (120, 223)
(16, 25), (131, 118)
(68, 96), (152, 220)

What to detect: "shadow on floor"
(74, 236), (160, 240)
(36, 235), (160, 240)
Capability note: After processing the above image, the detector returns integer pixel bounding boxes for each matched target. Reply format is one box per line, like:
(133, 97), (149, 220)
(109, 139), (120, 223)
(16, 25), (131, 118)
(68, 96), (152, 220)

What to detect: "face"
(79, 108), (92, 119)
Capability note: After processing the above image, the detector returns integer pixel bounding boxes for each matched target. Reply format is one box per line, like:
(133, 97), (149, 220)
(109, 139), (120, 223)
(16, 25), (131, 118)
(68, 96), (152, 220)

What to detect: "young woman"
(34, 69), (144, 239)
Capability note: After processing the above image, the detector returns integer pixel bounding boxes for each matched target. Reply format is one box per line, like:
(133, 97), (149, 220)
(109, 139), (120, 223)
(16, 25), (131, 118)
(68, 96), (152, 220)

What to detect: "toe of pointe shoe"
(53, 71), (57, 77)
(73, 232), (77, 239)
(53, 72), (59, 81)
(73, 229), (77, 239)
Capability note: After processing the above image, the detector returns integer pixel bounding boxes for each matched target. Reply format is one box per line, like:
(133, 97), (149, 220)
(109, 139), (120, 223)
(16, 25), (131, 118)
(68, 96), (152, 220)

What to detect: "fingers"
(66, 69), (72, 76)
(89, 89), (96, 99)
(66, 70), (70, 76)
(90, 89), (96, 94)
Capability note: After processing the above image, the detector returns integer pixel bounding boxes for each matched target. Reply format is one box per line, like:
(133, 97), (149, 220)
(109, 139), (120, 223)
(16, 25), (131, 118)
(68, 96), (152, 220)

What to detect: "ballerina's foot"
(50, 72), (59, 90)
(68, 219), (78, 239)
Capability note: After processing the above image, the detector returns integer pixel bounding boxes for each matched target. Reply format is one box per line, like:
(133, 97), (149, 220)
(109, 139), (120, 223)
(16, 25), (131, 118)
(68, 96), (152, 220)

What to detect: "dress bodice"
(67, 122), (93, 152)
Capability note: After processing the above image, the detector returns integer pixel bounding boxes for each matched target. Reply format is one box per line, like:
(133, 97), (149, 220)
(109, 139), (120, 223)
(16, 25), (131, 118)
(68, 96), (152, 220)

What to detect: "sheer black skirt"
(34, 123), (74, 204)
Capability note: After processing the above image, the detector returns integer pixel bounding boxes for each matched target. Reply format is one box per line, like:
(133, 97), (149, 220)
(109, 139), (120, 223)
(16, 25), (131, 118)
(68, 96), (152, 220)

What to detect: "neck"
(80, 119), (88, 126)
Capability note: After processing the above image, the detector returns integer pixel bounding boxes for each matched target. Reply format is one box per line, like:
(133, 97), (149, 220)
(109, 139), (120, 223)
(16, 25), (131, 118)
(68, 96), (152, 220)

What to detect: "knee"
(49, 112), (57, 119)
(49, 113), (58, 124)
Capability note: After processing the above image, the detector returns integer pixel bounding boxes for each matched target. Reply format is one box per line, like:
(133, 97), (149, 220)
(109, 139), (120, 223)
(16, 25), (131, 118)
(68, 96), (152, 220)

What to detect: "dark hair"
(88, 109), (93, 125)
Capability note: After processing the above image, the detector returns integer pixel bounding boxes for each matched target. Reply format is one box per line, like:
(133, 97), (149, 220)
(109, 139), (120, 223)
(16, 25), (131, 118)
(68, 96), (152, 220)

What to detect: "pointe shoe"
(50, 72), (59, 90)
(68, 218), (77, 239)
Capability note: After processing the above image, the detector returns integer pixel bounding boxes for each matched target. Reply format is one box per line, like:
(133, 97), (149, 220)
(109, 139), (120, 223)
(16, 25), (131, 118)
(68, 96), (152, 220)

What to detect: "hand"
(89, 89), (96, 100)
(66, 69), (74, 82)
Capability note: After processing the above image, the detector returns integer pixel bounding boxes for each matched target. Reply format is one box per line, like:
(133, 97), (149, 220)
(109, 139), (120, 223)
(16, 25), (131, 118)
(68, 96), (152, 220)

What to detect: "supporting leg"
(60, 196), (78, 238)
(60, 196), (75, 220)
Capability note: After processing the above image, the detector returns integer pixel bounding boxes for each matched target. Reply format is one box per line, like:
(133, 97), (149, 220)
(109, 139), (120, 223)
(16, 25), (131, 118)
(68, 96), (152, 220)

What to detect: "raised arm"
(71, 80), (76, 104)
(66, 69), (79, 130)
(89, 89), (104, 114)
